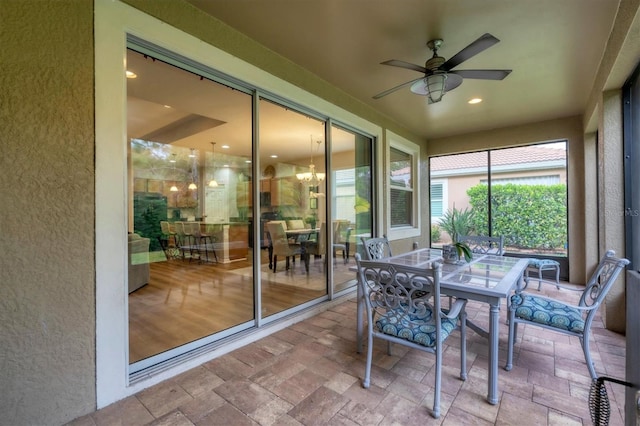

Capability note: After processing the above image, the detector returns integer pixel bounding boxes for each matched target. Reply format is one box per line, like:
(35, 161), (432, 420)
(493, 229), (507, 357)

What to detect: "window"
(387, 131), (420, 239)
(430, 180), (447, 221)
(429, 142), (568, 256)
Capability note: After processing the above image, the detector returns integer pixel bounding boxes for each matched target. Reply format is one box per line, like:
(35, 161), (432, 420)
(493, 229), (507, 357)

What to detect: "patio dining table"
(355, 248), (529, 405)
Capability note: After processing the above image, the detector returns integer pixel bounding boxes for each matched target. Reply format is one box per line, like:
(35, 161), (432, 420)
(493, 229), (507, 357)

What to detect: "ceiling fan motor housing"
(425, 55), (445, 71)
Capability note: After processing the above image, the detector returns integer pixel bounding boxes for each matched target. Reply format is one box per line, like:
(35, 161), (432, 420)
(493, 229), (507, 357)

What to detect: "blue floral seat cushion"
(375, 308), (458, 347)
(511, 293), (584, 333)
(528, 258), (560, 269)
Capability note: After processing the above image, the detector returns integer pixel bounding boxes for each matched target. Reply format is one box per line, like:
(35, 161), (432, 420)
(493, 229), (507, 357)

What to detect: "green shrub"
(467, 183), (567, 251)
(431, 224), (442, 242)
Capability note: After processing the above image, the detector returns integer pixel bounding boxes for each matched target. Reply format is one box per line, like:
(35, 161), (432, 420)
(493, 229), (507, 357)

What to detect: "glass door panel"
(258, 99), (327, 317)
(331, 125), (373, 292)
(126, 48), (254, 367)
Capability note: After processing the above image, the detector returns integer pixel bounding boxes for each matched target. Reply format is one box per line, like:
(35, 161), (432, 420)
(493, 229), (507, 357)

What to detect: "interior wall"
(0, 1), (96, 425)
(427, 116), (586, 283)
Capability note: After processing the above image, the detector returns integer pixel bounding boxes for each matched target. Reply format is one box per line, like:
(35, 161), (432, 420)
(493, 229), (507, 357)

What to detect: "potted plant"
(439, 206), (474, 263)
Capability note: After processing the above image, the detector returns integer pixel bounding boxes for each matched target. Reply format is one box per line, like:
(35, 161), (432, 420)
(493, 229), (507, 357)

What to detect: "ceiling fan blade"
(373, 76), (424, 99)
(450, 69), (512, 80)
(381, 59), (428, 74)
(442, 33), (500, 71)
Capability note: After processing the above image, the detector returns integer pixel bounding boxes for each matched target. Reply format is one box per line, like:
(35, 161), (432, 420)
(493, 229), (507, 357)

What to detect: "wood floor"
(128, 248), (356, 363)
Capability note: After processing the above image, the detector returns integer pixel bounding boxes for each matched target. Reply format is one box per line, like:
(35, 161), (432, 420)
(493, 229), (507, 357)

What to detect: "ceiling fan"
(373, 33), (511, 103)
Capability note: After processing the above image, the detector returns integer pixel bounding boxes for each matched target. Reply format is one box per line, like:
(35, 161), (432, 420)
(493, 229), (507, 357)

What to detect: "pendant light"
(188, 148), (198, 190)
(208, 142), (219, 187)
(169, 154), (179, 192)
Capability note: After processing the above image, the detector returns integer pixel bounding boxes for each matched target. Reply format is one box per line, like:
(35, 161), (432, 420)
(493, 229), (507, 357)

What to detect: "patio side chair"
(457, 234), (504, 255)
(354, 253), (467, 419)
(361, 235), (393, 260)
(505, 250), (629, 379)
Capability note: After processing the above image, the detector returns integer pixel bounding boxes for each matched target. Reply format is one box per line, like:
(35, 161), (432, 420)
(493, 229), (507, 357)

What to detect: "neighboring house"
(429, 144), (567, 224)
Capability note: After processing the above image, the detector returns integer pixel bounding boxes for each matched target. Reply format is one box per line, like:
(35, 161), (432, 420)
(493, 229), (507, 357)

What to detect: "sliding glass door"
(331, 125), (373, 292)
(258, 99), (328, 317)
(126, 47), (255, 368)
(125, 43), (376, 372)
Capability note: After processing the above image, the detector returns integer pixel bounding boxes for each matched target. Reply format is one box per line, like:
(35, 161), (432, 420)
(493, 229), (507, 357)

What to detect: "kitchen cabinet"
(271, 177), (297, 206)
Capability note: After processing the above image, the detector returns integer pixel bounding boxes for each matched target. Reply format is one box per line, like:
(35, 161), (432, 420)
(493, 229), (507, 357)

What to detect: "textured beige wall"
(427, 116), (587, 283)
(599, 90), (627, 333)
(0, 1), (96, 424)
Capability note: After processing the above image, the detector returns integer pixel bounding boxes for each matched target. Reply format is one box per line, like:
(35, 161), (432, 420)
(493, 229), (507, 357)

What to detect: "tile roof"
(430, 144), (566, 171)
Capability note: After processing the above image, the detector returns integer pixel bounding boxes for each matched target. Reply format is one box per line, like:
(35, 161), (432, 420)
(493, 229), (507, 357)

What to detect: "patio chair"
(457, 234), (504, 255)
(505, 250), (629, 379)
(354, 253), (467, 418)
(266, 221), (302, 273)
(361, 235), (392, 260)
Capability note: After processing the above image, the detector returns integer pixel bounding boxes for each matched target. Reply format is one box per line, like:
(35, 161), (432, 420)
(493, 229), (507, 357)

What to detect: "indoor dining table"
(355, 248), (529, 405)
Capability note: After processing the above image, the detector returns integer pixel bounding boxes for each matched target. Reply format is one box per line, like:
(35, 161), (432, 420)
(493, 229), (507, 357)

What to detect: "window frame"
(386, 131), (420, 240)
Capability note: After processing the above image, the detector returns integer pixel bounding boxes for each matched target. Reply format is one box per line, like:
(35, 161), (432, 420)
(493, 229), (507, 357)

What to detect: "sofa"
(128, 233), (150, 293)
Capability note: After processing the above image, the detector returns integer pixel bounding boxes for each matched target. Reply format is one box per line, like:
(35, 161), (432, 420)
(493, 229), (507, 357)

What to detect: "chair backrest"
(361, 236), (392, 260)
(187, 221), (201, 236)
(579, 250), (629, 313)
(160, 221), (171, 234)
(354, 253), (444, 334)
(287, 219), (305, 230)
(174, 221), (186, 236)
(268, 220), (288, 231)
(303, 222), (327, 255)
(266, 221), (295, 255)
(457, 234), (504, 255)
(333, 220), (351, 243)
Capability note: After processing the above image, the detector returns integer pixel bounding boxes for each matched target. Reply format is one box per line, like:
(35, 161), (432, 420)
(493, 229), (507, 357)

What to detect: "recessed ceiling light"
(468, 98), (482, 104)
(271, 155), (278, 158)
(163, 105), (171, 108)
(245, 160), (252, 163)
(126, 70), (137, 79)
(221, 145), (230, 149)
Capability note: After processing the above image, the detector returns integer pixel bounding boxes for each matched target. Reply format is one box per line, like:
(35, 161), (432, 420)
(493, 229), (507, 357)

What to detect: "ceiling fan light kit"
(374, 33), (511, 104)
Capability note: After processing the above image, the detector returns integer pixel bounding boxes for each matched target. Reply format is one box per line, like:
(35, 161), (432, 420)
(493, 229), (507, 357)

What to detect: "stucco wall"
(0, 1), (96, 424)
(599, 90), (627, 333)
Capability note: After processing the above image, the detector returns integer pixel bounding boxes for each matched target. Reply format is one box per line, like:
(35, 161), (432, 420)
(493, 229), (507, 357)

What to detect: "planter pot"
(442, 244), (459, 264)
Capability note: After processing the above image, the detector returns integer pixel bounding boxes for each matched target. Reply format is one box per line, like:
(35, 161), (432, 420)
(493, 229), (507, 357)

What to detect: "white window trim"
(95, 0), (382, 409)
(386, 130), (420, 240)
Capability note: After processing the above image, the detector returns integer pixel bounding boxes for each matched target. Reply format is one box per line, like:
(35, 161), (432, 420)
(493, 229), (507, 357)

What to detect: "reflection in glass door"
(331, 125), (373, 293)
(126, 48), (254, 369)
(258, 99), (328, 317)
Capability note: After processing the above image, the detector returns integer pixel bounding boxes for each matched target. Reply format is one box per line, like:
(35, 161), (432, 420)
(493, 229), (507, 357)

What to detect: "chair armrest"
(533, 279), (581, 292)
(444, 298), (467, 319)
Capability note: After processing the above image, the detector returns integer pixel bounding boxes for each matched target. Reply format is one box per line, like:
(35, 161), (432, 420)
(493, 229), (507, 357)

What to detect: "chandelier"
(296, 137), (325, 184)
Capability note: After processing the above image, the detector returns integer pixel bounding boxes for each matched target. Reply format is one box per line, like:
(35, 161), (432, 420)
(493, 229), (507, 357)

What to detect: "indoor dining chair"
(266, 221), (302, 273)
(354, 253), (467, 418)
(332, 220), (352, 263)
(301, 222), (326, 273)
(505, 250), (629, 379)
